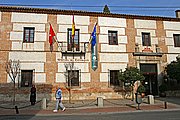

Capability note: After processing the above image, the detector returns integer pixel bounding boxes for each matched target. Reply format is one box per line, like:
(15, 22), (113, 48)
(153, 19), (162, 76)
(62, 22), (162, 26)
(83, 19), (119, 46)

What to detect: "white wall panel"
(58, 62), (89, 72)
(80, 34), (90, 42)
(100, 73), (108, 82)
(57, 15), (89, 25)
(119, 36), (127, 44)
(101, 44), (126, 52)
(98, 17), (126, 27)
(100, 53), (128, 62)
(99, 35), (108, 43)
(57, 33), (67, 42)
(35, 33), (46, 42)
(20, 63), (44, 72)
(9, 52), (46, 62)
(167, 54), (180, 64)
(33, 42), (44, 51)
(10, 32), (23, 41)
(164, 21), (180, 30)
(56, 73), (66, 82)
(166, 31), (180, 37)
(35, 73), (46, 83)
(12, 42), (22, 50)
(168, 46), (180, 53)
(100, 27), (125, 35)
(135, 19), (156, 29)
(137, 29), (156, 36)
(101, 63), (127, 72)
(13, 24), (45, 31)
(165, 38), (174, 46)
(12, 12), (47, 23)
(81, 73), (90, 82)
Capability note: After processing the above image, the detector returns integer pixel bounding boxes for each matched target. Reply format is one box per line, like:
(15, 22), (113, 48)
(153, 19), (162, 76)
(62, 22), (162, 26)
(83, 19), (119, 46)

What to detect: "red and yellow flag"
(72, 15), (75, 39)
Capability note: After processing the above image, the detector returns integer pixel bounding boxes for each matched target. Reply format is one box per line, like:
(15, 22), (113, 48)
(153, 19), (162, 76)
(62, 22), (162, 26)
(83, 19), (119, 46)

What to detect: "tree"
(103, 5), (110, 13)
(118, 67), (145, 100)
(64, 60), (78, 103)
(5, 59), (20, 105)
(166, 56), (180, 84)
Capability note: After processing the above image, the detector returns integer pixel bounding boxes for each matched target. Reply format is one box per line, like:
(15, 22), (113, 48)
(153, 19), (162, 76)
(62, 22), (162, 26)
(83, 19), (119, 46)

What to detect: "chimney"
(175, 10), (180, 18)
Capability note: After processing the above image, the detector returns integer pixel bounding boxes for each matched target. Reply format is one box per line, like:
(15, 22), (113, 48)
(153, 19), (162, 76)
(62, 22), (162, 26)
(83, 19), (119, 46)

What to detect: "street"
(0, 110), (180, 120)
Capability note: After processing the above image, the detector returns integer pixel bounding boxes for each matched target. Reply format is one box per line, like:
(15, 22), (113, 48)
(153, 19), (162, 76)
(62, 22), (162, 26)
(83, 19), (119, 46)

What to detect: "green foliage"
(159, 84), (168, 92)
(118, 67), (145, 85)
(137, 85), (146, 93)
(103, 5), (110, 13)
(166, 56), (180, 83)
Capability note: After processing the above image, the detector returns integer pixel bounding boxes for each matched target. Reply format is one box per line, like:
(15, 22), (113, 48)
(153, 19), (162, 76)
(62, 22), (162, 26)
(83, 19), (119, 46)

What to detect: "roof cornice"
(1, 6), (180, 22)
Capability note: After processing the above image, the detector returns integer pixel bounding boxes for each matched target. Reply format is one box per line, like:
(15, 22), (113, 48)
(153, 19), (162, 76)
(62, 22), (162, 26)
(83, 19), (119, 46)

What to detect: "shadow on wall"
(0, 83), (53, 118)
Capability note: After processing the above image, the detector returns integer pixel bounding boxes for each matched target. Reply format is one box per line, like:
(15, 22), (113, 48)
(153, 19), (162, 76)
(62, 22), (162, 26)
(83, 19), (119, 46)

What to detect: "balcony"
(133, 44), (163, 57)
(58, 42), (89, 59)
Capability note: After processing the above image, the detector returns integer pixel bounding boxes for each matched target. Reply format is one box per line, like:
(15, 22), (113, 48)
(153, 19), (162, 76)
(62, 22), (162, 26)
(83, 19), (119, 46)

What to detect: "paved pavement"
(0, 96), (180, 116)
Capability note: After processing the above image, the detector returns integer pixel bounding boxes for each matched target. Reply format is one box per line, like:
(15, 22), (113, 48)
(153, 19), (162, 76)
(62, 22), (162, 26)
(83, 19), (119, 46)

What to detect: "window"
(68, 70), (79, 86)
(173, 34), (180, 47)
(21, 70), (33, 87)
(67, 29), (79, 51)
(110, 70), (119, 86)
(108, 31), (118, 45)
(23, 27), (35, 43)
(142, 32), (151, 46)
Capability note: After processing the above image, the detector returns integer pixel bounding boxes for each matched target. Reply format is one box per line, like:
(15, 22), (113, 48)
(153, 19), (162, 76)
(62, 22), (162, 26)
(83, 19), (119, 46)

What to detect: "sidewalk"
(0, 97), (180, 116)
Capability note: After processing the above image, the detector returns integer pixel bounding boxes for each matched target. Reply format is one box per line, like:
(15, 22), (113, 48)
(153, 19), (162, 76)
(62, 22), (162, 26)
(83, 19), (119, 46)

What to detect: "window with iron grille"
(23, 27), (35, 43)
(108, 31), (118, 45)
(68, 70), (79, 86)
(173, 34), (180, 47)
(67, 29), (79, 51)
(110, 70), (120, 86)
(21, 70), (33, 87)
(142, 32), (151, 46)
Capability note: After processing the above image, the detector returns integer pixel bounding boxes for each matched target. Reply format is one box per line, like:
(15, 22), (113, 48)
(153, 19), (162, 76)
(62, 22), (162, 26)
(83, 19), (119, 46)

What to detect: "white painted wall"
(100, 63), (127, 82)
(11, 12), (47, 23)
(57, 15), (89, 25)
(35, 73), (46, 83)
(9, 52), (46, 62)
(101, 44), (126, 52)
(164, 21), (180, 63)
(98, 17), (126, 27)
(164, 21), (180, 30)
(13, 23), (46, 31)
(134, 19), (156, 29)
(100, 53), (128, 62)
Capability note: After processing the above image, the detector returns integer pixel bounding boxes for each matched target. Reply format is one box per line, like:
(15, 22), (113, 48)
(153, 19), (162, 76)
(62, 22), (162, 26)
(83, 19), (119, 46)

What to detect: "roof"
(1, 6), (180, 21)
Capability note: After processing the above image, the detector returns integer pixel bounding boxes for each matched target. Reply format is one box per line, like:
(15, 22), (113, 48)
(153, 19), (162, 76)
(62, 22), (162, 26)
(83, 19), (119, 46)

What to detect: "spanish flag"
(72, 15), (75, 39)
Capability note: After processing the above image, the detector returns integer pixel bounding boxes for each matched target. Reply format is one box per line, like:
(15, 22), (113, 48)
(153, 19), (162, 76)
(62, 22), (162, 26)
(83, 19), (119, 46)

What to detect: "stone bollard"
(42, 98), (47, 110)
(148, 95), (154, 104)
(97, 97), (103, 107)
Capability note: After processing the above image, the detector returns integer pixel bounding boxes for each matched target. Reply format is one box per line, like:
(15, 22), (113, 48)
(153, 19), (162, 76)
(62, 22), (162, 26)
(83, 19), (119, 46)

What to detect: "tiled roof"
(1, 6), (180, 21)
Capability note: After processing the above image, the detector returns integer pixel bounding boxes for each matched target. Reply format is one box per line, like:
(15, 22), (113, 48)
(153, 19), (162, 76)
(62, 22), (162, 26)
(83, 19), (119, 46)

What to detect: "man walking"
(53, 87), (66, 112)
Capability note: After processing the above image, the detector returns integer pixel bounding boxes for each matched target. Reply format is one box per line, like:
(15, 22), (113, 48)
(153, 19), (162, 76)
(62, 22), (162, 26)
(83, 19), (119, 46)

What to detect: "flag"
(72, 15), (75, 39)
(91, 23), (97, 47)
(49, 24), (55, 46)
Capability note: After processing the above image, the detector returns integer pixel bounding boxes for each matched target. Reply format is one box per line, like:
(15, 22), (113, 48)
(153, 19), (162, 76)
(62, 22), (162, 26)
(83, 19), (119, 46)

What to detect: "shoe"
(62, 107), (66, 111)
(53, 110), (58, 112)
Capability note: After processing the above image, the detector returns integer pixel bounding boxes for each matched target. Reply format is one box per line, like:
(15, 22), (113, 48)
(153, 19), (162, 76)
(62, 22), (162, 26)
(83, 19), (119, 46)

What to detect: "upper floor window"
(23, 27), (35, 43)
(21, 70), (33, 87)
(108, 31), (118, 45)
(67, 29), (79, 51)
(68, 70), (79, 87)
(142, 32), (151, 46)
(173, 34), (180, 47)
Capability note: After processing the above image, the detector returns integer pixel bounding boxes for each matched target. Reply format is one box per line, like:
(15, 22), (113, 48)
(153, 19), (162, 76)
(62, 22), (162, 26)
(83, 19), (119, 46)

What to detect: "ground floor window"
(110, 70), (120, 86)
(21, 70), (33, 87)
(68, 70), (79, 86)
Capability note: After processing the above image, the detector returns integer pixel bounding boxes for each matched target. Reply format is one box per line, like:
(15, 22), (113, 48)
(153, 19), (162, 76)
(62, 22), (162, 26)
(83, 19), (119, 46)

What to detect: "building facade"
(0, 6), (180, 101)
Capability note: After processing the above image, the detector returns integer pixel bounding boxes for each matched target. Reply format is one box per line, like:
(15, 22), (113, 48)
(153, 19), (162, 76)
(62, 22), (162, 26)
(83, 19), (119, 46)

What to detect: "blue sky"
(0, 0), (179, 17)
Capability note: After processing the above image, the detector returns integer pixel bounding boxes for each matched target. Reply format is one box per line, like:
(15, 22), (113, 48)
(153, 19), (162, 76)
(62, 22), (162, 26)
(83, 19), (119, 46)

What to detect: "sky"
(0, 0), (180, 18)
